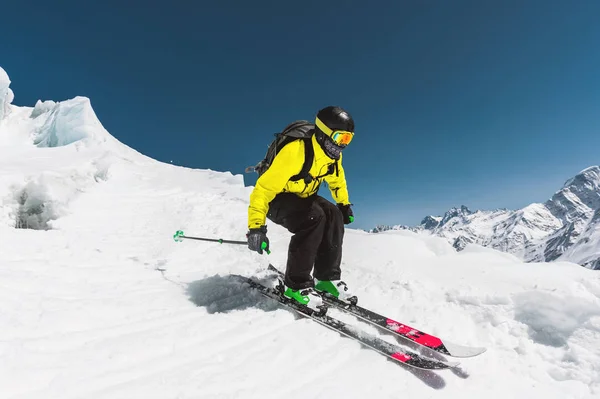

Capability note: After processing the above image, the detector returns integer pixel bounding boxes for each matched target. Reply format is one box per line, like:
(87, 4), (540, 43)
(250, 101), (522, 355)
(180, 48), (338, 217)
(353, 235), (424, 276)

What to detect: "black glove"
(337, 204), (354, 225)
(246, 225), (270, 254)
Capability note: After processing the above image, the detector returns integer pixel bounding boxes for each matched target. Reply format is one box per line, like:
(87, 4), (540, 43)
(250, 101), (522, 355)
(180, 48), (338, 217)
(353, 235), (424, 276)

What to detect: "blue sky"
(2, 0), (599, 230)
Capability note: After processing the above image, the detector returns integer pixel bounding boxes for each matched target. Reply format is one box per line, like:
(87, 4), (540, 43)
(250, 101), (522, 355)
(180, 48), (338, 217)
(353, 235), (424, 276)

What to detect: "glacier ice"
(0, 68), (125, 229)
(13, 180), (58, 230)
(32, 96), (106, 147)
(0, 66), (13, 121)
(30, 99), (58, 119)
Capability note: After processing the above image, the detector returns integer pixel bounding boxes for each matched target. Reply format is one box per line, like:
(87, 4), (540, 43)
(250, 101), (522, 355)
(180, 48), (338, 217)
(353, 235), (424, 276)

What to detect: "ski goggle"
(331, 130), (354, 146)
(315, 117), (354, 146)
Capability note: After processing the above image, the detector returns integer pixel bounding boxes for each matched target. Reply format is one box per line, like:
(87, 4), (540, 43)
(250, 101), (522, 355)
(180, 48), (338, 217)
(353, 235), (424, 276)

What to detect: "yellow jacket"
(248, 134), (350, 229)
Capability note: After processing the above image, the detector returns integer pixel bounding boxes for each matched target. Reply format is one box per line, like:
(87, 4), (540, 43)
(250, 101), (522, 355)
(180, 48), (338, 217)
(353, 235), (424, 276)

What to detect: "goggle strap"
(315, 117), (333, 135)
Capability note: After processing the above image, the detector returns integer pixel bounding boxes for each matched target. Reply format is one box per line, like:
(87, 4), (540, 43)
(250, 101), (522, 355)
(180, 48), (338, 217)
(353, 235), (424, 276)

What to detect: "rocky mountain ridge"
(372, 166), (600, 270)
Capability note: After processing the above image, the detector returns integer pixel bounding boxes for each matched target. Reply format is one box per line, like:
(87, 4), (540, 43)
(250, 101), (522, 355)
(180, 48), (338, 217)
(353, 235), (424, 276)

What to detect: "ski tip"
(429, 360), (461, 370)
(393, 352), (461, 370)
(441, 341), (487, 358)
(425, 359), (461, 370)
(447, 361), (461, 369)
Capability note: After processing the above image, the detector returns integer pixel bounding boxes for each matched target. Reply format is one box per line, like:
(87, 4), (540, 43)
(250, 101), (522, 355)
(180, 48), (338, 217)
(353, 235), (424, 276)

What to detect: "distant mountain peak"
(440, 205), (473, 226)
(420, 215), (442, 230)
(562, 166), (600, 190)
(546, 165), (600, 223)
(451, 205), (472, 214)
(371, 166), (600, 270)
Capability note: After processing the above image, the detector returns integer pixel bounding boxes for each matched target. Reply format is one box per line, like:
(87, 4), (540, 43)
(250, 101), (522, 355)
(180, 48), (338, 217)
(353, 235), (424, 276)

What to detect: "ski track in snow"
(1, 69), (600, 398)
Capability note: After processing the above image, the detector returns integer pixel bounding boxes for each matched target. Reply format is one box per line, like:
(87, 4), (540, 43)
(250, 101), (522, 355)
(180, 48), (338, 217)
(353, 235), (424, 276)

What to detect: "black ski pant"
(267, 193), (344, 290)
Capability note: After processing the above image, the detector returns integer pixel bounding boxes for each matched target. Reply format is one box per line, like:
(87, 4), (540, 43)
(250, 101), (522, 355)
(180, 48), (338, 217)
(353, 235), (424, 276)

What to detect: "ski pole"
(172, 230), (270, 254)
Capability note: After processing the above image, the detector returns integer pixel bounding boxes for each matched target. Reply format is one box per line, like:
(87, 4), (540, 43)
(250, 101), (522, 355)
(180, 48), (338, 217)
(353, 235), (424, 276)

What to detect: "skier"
(246, 106), (356, 310)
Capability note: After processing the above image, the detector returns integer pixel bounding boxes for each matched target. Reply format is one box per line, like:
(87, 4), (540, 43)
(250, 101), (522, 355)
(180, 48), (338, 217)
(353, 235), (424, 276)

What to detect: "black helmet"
(315, 106), (355, 133)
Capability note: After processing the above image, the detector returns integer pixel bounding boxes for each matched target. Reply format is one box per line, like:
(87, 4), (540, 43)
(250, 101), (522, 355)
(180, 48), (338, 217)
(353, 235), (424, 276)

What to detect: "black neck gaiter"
(316, 130), (344, 160)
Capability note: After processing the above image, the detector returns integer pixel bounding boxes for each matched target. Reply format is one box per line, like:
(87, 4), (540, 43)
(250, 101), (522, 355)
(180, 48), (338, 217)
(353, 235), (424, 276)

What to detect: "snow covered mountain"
(373, 167), (600, 269)
(2, 66), (600, 398)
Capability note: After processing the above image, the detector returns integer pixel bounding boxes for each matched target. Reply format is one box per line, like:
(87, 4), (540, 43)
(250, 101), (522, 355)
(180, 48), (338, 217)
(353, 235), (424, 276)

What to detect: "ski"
(267, 264), (486, 358)
(234, 274), (459, 370)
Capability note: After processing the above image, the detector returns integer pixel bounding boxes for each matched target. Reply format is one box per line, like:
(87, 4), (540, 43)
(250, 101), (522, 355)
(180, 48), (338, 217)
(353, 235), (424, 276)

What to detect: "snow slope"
(2, 66), (600, 399)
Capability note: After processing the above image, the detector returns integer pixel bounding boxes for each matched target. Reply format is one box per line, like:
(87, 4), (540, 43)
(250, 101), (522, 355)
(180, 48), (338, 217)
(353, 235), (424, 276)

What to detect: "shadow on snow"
(186, 273), (279, 314)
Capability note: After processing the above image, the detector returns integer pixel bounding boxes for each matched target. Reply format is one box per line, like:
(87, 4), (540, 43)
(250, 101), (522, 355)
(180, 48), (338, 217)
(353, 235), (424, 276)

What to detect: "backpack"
(245, 120), (316, 183)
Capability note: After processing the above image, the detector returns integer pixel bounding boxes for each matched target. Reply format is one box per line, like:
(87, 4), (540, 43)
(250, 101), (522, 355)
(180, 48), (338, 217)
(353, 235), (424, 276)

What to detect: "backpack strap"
(290, 137), (314, 182)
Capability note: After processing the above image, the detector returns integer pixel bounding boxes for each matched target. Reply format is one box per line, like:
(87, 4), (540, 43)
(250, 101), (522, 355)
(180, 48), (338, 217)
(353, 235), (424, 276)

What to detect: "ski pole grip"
(173, 230), (185, 242)
(261, 242), (271, 255)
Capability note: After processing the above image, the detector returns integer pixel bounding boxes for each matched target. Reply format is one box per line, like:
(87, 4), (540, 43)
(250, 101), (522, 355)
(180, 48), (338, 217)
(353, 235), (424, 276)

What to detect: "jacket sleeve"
(247, 141), (304, 229)
(325, 154), (350, 205)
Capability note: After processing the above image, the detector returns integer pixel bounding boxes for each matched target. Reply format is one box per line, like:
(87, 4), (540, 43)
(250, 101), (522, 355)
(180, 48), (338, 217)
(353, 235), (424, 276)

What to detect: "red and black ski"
(267, 264), (486, 358)
(234, 274), (459, 370)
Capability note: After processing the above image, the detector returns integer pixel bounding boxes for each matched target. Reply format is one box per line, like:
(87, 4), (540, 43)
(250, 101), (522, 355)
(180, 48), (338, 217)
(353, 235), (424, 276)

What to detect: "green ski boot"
(280, 282), (326, 315)
(315, 279), (358, 305)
